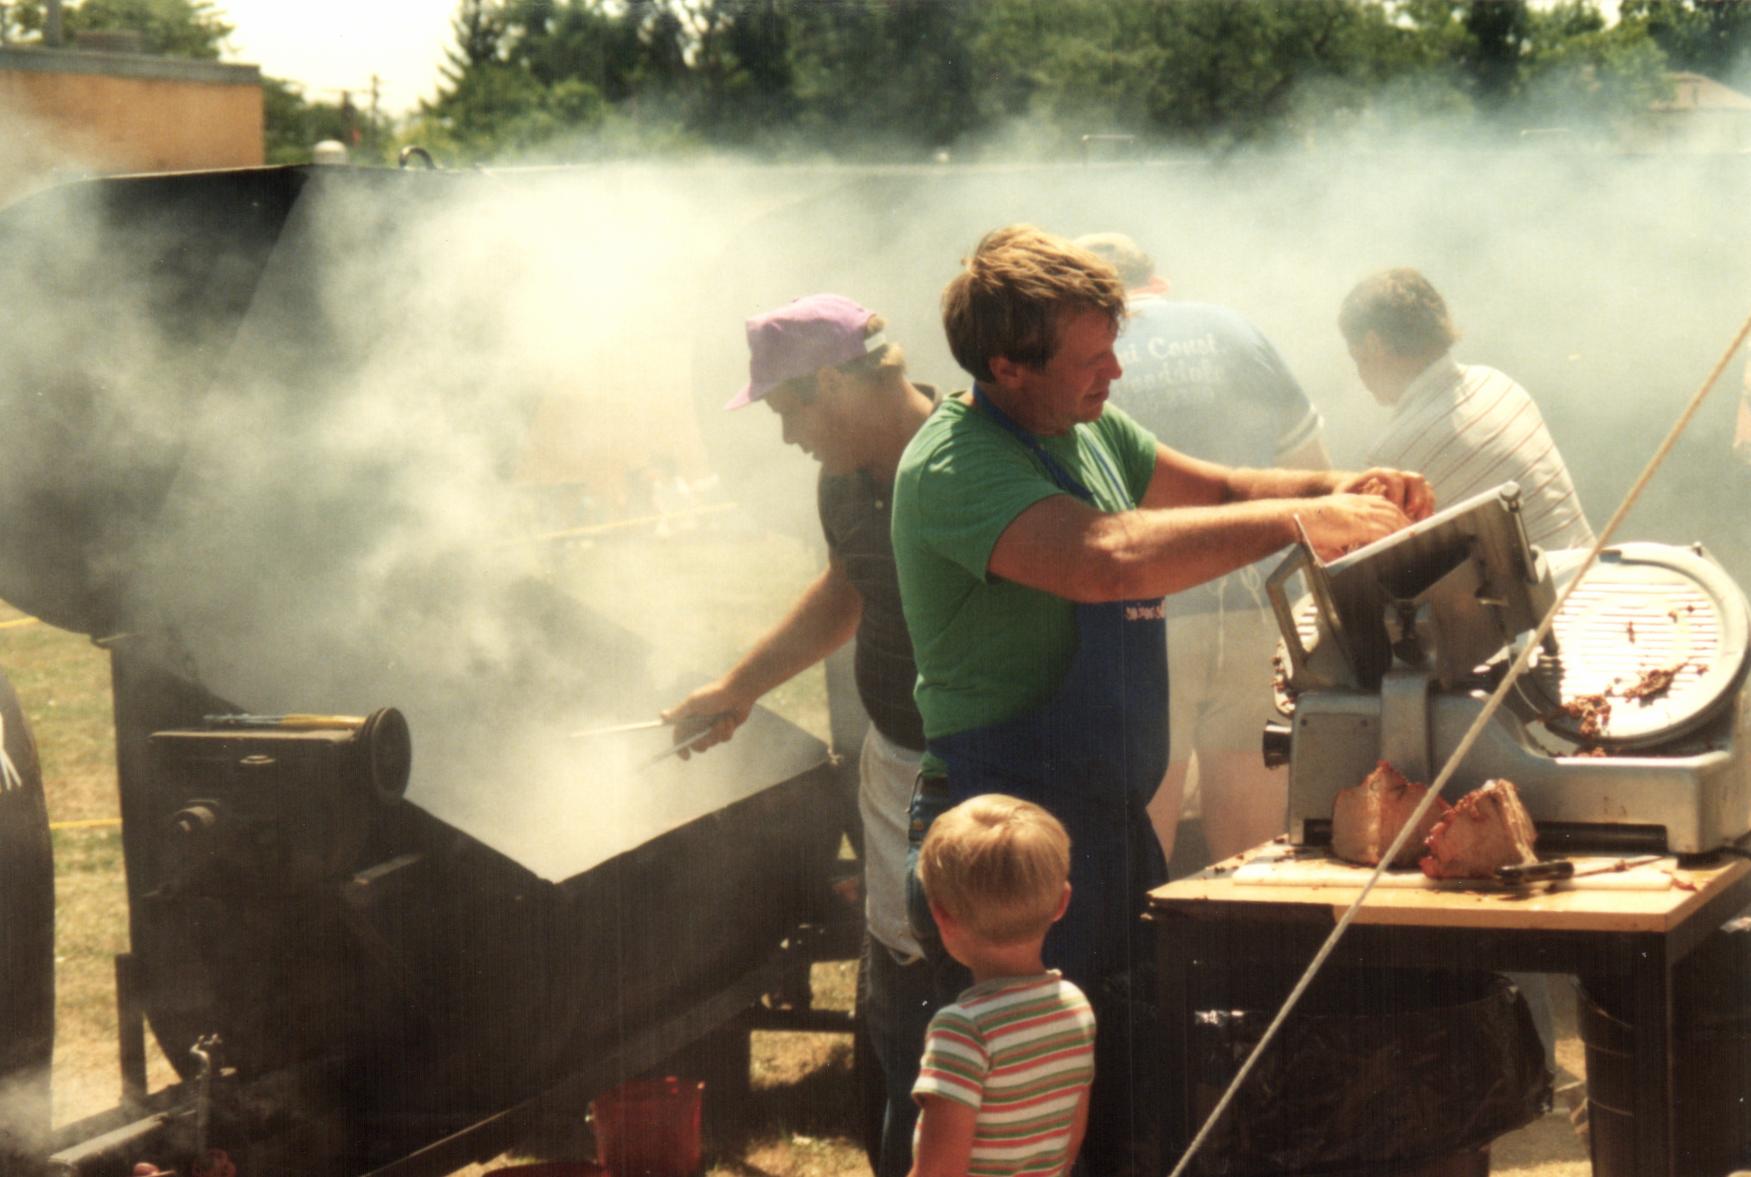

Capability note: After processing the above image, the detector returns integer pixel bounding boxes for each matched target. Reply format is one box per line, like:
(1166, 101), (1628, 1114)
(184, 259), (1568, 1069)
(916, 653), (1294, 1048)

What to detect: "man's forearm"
(989, 489), (1410, 604)
(1223, 465), (1343, 503)
(720, 564), (862, 701)
(1094, 499), (1309, 598)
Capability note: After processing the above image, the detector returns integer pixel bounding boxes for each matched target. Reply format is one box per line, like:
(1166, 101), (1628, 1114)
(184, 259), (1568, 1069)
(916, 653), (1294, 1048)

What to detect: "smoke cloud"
(0, 110), (1747, 881)
(1, 80), (1750, 1166)
(0, 15), (1722, 1159)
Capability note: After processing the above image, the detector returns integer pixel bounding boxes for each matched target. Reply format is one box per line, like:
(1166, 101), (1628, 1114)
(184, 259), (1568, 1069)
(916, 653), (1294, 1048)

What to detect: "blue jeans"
(860, 931), (944, 1177)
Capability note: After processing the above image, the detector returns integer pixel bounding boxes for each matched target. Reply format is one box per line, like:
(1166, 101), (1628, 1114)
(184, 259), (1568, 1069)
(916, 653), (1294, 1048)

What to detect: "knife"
(1495, 855), (1666, 886)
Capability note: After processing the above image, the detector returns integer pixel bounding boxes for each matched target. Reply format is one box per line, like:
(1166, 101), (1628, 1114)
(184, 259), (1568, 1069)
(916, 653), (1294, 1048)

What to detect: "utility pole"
(370, 74), (382, 156)
(44, 0), (62, 46)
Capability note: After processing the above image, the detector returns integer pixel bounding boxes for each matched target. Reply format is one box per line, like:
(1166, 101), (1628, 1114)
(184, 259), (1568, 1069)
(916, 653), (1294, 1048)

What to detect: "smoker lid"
(1528, 543), (1750, 749)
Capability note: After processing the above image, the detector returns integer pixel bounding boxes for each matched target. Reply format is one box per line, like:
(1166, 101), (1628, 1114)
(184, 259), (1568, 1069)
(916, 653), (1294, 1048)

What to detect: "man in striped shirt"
(1338, 267), (1585, 1076)
(1339, 268), (1596, 551)
(910, 795), (1095, 1177)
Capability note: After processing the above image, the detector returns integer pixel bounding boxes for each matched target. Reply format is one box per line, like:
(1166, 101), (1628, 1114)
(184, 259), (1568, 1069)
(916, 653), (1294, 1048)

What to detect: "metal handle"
(1266, 544), (1315, 683)
(1494, 859), (1576, 885)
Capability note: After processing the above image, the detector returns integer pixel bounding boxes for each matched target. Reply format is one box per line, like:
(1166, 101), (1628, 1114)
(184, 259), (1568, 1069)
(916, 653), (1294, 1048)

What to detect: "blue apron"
(908, 385), (1170, 990)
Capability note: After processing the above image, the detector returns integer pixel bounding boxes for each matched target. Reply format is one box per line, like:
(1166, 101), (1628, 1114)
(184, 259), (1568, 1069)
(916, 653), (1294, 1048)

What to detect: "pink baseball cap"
(725, 293), (881, 410)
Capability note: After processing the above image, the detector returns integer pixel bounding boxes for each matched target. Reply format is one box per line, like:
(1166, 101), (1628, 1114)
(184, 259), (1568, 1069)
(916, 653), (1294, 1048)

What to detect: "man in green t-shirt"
(890, 223), (1433, 1176)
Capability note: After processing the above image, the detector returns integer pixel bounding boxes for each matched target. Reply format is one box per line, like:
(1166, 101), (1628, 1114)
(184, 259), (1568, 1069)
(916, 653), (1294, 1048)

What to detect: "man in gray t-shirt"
(1078, 232), (1330, 867)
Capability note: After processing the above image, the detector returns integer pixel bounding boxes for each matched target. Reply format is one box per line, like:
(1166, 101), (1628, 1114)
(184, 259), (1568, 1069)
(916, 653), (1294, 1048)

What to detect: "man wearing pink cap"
(665, 294), (942, 1177)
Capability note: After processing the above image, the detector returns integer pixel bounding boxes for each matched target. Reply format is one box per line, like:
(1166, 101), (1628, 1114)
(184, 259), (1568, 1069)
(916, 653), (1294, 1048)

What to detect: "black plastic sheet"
(1188, 969), (1551, 1176)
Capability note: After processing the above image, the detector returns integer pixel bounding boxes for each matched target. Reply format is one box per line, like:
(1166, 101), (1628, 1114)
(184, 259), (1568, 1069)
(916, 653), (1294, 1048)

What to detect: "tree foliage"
(402, 0), (1751, 164)
(5, 0), (231, 58)
(1621, 0), (1751, 79)
(262, 78), (385, 165)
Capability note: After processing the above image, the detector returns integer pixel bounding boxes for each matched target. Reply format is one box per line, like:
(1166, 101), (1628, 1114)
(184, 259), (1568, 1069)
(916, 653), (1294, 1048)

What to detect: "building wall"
(0, 47), (261, 185)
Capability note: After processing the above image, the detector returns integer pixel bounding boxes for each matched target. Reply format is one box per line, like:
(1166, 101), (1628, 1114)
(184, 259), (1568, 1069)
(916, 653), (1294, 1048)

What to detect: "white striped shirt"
(912, 972), (1095, 1177)
(1368, 356), (1595, 551)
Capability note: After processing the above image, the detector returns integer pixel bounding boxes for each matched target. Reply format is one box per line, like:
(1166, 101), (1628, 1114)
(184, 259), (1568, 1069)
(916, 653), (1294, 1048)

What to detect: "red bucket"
(590, 1076), (705, 1177)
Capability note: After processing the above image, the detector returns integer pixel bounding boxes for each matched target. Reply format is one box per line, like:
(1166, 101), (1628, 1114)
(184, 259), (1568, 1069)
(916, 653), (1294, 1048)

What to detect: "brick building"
(0, 43), (261, 201)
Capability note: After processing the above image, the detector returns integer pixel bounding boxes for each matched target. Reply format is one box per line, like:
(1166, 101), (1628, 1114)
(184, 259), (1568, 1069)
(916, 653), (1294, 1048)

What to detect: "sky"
(217, 0), (458, 116)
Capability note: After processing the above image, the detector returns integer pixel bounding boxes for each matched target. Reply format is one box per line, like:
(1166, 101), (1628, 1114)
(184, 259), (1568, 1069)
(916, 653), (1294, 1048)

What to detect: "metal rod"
(572, 711), (729, 749)
(45, 1110), (174, 1175)
(190, 1036), (218, 1159)
(569, 717), (667, 739)
(114, 954), (147, 1109)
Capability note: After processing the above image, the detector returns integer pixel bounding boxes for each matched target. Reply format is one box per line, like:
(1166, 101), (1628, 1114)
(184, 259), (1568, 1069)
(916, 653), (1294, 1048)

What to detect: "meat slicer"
(1265, 483), (1751, 856)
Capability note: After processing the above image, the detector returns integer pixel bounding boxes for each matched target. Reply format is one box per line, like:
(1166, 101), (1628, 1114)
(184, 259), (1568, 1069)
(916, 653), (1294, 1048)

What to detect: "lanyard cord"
(1168, 306), (1751, 1177)
(971, 384), (1131, 507)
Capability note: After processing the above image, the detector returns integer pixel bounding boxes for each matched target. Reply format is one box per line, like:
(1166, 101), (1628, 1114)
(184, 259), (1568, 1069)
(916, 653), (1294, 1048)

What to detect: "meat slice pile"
(1419, 778), (1539, 880)
(1330, 761), (1450, 868)
(1560, 693), (1612, 741)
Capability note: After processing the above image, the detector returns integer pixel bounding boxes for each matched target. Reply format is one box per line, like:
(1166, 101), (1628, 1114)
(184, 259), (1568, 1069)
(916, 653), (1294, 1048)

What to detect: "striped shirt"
(1368, 356), (1595, 551)
(912, 972), (1095, 1177)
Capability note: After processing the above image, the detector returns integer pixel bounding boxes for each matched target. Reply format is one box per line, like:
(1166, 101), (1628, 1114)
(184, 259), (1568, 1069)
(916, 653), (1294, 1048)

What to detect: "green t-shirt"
(891, 395), (1158, 760)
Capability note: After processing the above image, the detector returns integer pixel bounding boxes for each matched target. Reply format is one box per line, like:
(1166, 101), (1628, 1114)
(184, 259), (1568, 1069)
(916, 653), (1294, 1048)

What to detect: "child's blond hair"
(918, 794), (1071, 945)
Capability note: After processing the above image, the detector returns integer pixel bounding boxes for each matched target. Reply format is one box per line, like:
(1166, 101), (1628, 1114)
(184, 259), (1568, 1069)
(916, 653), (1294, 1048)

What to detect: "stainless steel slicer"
(1265, 483), (1751, 856)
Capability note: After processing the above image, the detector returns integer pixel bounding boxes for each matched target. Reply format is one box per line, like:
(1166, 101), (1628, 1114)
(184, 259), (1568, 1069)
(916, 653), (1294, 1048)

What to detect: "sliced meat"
(1419, 778), (1539, 880)
(1621, 663), (1686, 702)
(1331, 760), (1450, 868)
(1559, 693), (1612, 741)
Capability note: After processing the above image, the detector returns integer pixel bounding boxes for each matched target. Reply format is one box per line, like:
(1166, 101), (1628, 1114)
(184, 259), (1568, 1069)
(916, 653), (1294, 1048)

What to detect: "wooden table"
(1147, 846), (1751, 1177)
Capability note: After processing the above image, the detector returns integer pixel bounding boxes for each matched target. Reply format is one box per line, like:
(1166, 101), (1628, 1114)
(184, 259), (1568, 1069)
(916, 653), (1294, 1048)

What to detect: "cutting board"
(1230, 844), (1683, 891)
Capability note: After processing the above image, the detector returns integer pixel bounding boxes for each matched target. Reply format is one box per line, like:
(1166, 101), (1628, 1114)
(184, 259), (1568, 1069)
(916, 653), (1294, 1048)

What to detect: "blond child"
(908, 795), (1095, 1177)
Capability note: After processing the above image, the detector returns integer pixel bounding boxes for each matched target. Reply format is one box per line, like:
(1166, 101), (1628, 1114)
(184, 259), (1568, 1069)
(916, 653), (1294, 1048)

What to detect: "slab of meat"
(1330, 761), (1450, 868)
(1419, 778), (1539, 880)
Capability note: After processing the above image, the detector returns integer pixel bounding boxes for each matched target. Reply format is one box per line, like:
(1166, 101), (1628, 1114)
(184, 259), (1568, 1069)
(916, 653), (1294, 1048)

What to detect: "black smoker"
(0, 166), (848, 1176)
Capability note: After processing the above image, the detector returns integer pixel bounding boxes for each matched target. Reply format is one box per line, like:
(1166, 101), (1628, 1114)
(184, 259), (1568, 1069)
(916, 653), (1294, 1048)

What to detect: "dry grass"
(0, 607), (179, 1126)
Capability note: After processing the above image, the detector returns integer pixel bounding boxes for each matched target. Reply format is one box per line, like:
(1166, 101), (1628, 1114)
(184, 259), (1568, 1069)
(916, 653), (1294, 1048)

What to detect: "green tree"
(1518, 1), (1670, 131)
(262, 77), (362, 165)
(416, 0), (621, 163)
(1620, 0), (1751, 80)
(967, 0), (1418, 150)
(785, 0), (976, 154)
(6, 0), (231, 56)
(410, 0), (1694, 163)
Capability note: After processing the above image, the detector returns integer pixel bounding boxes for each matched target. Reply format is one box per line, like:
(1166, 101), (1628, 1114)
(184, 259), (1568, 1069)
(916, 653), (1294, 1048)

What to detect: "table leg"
(1630, 933), (1675, 1177)
(1157, 915), (1192, 1167)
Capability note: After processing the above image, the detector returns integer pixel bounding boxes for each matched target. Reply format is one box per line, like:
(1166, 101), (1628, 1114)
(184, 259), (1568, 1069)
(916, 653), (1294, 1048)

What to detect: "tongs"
(569, 712), (729, 766)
